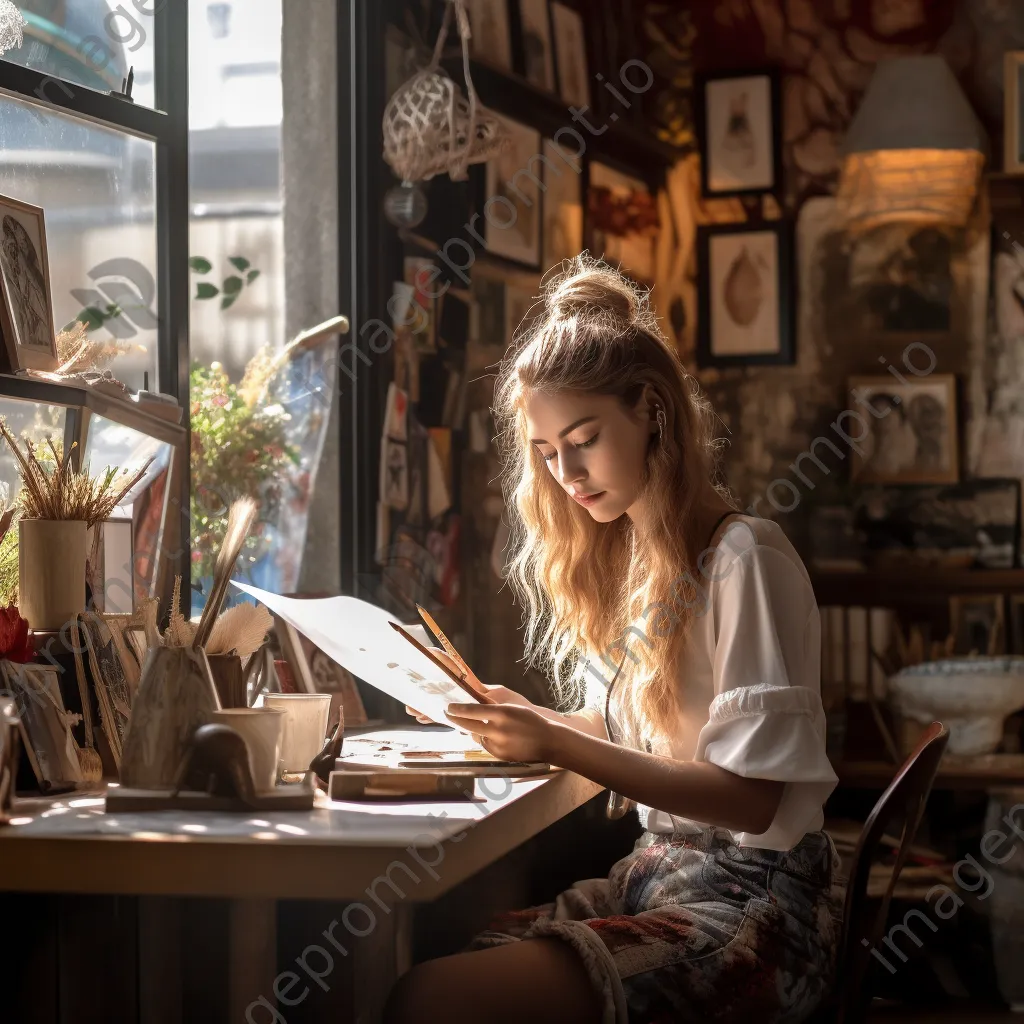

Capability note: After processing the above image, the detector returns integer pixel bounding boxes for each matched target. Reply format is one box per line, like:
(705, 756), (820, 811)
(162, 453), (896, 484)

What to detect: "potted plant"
(0, 423), (150, 631)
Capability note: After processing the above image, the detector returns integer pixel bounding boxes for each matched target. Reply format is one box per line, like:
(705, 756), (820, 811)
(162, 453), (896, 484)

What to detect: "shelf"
(836, 754), (1024, 790)
(811, 568), (1024, 606)
(443, 58), (681, 177)
(0, 373), (186, 446)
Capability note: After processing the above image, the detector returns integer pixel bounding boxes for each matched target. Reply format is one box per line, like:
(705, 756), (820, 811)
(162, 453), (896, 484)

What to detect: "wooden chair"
(817, 721), (950, 1024)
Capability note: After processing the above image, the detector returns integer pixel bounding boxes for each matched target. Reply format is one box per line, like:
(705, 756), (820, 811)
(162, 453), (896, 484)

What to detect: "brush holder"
(120, 645), (221, 789)
(19, 519), (87, 631)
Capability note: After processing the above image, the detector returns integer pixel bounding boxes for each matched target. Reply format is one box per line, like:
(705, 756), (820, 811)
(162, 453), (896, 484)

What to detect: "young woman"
(385, 257), (841, 1024)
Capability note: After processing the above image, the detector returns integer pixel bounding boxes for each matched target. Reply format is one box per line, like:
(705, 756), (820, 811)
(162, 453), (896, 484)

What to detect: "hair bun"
(544, 254), (643, 326)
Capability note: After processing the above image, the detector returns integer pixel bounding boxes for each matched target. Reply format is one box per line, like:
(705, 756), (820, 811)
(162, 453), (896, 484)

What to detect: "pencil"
(388, 621), (496, 704)
(415, 604), (489, 696)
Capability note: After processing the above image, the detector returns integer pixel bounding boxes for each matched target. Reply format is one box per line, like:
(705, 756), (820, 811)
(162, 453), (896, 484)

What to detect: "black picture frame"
(695, 68), (782, 199)
(696, 220), (793, 368)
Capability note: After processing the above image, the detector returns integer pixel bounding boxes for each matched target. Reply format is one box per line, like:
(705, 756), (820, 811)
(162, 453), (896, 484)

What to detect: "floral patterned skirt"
(467, 828), (844, 1024)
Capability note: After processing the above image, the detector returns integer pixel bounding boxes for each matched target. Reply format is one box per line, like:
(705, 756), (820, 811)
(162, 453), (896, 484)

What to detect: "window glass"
(4, 0), (157, 107)
(0, 92), (158, 389)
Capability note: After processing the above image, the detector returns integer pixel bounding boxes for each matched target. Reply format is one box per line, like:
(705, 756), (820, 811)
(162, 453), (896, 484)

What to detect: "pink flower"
(0, 606), (34, 663)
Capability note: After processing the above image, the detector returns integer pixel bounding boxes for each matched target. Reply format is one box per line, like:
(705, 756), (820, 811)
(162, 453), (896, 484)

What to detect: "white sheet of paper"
(232, 583), (478, 723)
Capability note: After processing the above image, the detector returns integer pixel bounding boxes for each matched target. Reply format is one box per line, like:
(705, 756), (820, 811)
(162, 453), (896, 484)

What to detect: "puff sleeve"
(693, 544), (838, 848)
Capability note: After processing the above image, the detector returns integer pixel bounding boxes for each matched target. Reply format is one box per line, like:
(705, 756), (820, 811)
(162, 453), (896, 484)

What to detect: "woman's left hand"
(444, 703), (562, 763)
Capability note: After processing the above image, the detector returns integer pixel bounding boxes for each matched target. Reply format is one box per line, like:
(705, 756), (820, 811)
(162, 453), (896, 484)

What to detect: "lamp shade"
(842, 55), (988, 157)
(838, 55), (988, 231)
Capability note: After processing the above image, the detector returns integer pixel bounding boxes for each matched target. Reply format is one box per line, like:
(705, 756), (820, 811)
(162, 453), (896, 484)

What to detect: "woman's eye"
(575, 434), (598, 449)
(542, 450), (558, 462)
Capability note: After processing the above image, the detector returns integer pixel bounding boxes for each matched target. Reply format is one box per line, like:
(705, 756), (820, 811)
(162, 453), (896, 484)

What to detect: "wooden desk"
(0, 727), (604, 1023)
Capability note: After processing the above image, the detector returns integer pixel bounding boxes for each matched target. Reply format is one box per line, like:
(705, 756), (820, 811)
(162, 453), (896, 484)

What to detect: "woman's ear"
(636, 384), (660, 435)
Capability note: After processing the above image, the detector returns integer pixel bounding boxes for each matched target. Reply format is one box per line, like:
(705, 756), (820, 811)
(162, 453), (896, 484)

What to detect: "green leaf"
(195, 282), (220, 300)
(189, 256), (213, 274)
(222, 275), (243, 295)
(246, 269), (261, 285)
(221, 294), (238, 310)
(228, 256), (251, 272)
(78, 307), (107, 331)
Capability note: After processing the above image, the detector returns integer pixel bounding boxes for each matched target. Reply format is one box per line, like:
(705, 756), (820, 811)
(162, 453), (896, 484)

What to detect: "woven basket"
(382, 0), (508, 183)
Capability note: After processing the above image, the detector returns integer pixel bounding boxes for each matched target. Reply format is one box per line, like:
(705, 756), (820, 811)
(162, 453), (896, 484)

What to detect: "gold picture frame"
(1004, 52), (1024, 174)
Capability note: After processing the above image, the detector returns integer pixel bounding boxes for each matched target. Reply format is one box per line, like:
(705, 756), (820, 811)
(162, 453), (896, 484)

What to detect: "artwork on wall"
(1004, 51), (1024, 174)
(517, 0), (556, 92)
(848, 374), (959, 484)
(853, 478), (1021, 570)
(949, 594), (1006, 657)
(485, 115), (542, 267)
(588, 162), (659, 285)
(504, 285), (535, 345)
(696, 69), (781, 198)
(551, 3), (589, 108)
(696, 221), (793, 367)
(0, 193), (58, 372)
(465, 0), (513, 72)
(541, 138), (583, 269)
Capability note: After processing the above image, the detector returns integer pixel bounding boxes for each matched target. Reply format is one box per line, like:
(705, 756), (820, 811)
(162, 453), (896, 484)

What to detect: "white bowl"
(888, 656), (1024, 755)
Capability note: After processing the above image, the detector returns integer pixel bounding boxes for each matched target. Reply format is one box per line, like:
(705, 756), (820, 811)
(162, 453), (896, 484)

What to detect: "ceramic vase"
(120, 645), (221, 789)
(19, 519), (87, 631)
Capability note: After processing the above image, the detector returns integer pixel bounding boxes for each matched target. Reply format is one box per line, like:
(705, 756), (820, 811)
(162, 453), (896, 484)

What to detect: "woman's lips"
(571, 491), (606, 507)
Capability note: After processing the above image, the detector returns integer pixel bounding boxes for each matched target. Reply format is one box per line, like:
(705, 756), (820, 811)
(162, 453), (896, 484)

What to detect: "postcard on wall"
(465, 0), (513, 71)
(542, 138), (583, 270)
(403, 256), (439, 352)
(233, 583), (483, 724)
(517, 0), (556, 92)
(485, 115), (543, 267)
(551, 3), (589, 108)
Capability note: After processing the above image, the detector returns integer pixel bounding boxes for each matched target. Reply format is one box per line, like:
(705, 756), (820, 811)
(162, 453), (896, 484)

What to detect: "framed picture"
(1, 662), (83, 790)
(551, 3), (589, 108)
(465, 0), (513, 72)
(696, 221), (793, 367)
(542, 139), (583, 269)
(0, 194), (58, 372)
(1004, 51), (1024, 174)
(86, 517), (135, 615)
(588, 161), (659, 285)
(516, 0), (555, 92)
(848, 375), (959, 485)
(696, 69), (782, 198)
(949, 594), (1006, 657)
(1011, 594), (1024, 655)
(485, 115), (543, 267)
(854, 478), (1021, 570)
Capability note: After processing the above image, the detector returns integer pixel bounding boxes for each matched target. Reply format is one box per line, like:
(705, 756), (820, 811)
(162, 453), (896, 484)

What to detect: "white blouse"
(582, 515), (838, 851)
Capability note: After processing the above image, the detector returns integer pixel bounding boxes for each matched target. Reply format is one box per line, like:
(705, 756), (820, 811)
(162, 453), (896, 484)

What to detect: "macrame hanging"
(382, 0), (508, 228)
(0, 1), (25, 56)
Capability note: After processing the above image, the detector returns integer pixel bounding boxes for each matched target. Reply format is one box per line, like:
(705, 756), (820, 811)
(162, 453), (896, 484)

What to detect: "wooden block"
(328, 769), (479, 801)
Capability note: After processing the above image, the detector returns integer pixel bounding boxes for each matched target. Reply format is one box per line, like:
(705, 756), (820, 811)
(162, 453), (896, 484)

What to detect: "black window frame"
(0, 4), (192, 609)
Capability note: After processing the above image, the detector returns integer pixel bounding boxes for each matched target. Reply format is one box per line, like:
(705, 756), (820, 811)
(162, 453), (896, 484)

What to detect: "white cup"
(262, 693), (332, 773)
(212, 707), (285, 793)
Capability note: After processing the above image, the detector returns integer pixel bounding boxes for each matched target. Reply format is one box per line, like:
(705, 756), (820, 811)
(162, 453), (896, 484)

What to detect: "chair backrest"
(833, 721), (949, 1024)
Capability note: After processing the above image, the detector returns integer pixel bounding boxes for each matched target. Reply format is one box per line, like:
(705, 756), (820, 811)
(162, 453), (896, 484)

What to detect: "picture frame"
(86, 517), (135, 615)
(588, 161), (659, 285)
(541, 138), (583, 270)
(484, 115), (543, 267)
(696, 69), (782, 198)
(1011, 594), (1024, 655)
(0, 193), (59, 372)
(516, 0), (556, 93)
(696, 220), (793, 368)
(949, 594), (1006, 657)
(465, 0), (513, 72)
(1, 661), (83, 790)
(75, 612), (134, 769)
(1004, 51), (1024, 174)
(848, 374), (960, 485)
(551, 2), (589, 108)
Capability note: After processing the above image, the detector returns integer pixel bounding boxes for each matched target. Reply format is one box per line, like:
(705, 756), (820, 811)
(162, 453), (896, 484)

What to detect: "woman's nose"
(558, 451), (586, 485)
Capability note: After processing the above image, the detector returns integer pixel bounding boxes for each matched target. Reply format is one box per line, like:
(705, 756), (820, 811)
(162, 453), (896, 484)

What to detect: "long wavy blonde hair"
(492, 255), (733, 747)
